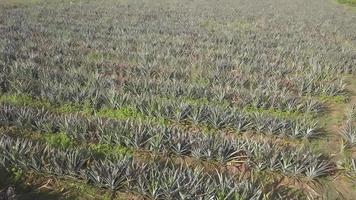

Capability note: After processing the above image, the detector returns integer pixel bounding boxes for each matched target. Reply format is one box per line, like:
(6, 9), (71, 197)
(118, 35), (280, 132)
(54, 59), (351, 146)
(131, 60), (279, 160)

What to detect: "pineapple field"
(0, 0), (356, 199)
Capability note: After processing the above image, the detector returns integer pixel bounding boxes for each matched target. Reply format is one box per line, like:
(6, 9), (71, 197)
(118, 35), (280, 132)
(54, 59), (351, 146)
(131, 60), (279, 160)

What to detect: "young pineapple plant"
(340, 106), (356, 149)
(351, 105), (356, 120)
(342, 157), (356, 179)
(340, 121), (356, 148)
(49, 149), (90, 177)
(85, 158), (132, 200)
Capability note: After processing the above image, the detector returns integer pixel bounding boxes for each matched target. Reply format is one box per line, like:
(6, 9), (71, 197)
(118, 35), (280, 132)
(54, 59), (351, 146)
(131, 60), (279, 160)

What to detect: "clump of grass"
(86, 51), (116, 63)
(340, 157), (356, 179)
(11, 167), (24, 182)
(43, 132), (74, 149)
(318, 95), (348, 104)
(97, 106), (145, 120)
(89, 143), (133, 157)
(0, 94), (96, 116)
(66, 181), (112, 200)
(57, 103), (83, 113)
(57, 102), (94, 115)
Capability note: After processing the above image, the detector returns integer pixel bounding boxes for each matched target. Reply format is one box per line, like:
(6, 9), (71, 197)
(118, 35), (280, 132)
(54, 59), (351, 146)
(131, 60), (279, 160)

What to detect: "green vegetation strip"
(0, 126), (133, 159)
(0, 93), (150, 122)
(338, 0), (356, 6)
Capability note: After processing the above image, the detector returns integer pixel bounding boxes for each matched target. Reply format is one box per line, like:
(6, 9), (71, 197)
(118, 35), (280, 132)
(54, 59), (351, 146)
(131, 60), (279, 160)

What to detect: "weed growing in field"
(90, 143), (133, 158)
(44, 132), (74, 149)
(0, 94), (51, 108)
(11, 167), (24, 182)
(97, 107), (145, 120)
(318, 95), (349, 104)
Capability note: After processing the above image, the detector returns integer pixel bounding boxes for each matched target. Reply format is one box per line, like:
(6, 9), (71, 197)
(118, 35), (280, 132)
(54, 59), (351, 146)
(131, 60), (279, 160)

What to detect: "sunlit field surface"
(0, 0), (356, 199)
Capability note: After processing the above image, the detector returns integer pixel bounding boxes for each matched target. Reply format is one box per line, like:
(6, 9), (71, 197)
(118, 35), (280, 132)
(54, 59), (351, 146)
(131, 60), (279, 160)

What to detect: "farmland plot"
(0, 0), (356, 199)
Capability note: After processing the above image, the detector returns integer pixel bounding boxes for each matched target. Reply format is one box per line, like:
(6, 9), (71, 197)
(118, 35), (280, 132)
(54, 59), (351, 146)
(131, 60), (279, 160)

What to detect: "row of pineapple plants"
(340, 105), (356, 149)
(123, 78), (325, 114)
(0, 92), (319, 140)
(0, 134), (287, 200)
(1, 61), (325, 115)
(1, 63), (321, 138)
(0, 103), (335, 179)
(121, 66), (348, 97)
(126, 95), (320, 138)
(340, 105), (356, 180)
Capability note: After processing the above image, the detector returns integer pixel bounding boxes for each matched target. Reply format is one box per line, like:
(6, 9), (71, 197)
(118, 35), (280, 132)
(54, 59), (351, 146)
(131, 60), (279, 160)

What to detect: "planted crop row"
(0, 93), (321, 141)
(0, 135), (281, 200)
(1, 60), (325, 115)
(124, 68), (347, 97)
(0, 103), (335, 179)
(0, 75), (321, 139)
(124, 78), (324, 113)
(128, 96), (320, 138)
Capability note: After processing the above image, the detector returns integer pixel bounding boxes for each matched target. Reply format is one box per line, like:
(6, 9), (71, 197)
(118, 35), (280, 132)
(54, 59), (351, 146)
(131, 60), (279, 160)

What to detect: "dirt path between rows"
(321, 75), (356, 199)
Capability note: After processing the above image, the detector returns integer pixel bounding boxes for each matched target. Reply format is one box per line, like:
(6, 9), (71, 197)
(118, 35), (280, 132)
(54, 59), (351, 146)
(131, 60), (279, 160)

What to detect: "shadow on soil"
(0, 168), (65, 200)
